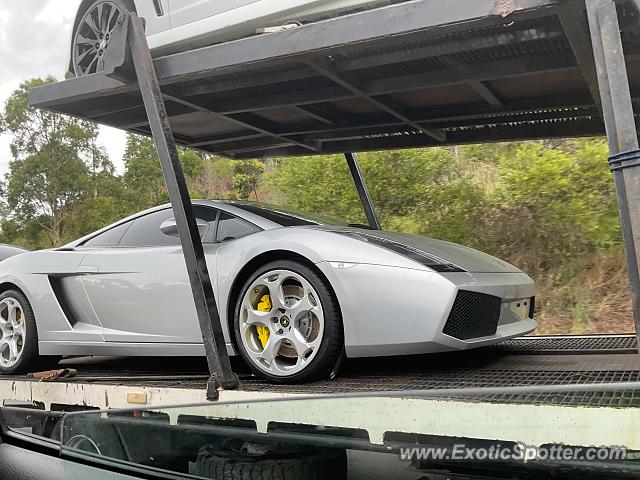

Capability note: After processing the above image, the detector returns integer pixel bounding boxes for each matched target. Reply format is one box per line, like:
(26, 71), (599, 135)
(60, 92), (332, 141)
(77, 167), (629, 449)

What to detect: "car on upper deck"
(69, 0), (408, 76)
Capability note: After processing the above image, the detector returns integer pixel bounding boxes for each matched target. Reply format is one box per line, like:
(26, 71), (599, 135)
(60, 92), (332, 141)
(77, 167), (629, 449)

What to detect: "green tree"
(189, 156), (235, 199)
(232, 160), (265, 200)
(0, 77), (103, 247)
(480, 139), (619, 272)
(122, 133), (208, 209)
(180, 148), (205, 179)
(122, 134), (166, 209)
(264, 149), (480, 231)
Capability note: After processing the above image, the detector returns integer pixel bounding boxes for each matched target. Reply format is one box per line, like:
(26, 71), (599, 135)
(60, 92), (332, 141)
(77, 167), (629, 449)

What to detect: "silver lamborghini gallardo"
(0, 201), (536, 382)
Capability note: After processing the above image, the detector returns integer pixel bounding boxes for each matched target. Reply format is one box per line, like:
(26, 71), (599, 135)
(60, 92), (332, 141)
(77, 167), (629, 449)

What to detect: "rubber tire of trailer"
(189, 444), (347, 480)
(0, 289), (60, 375)
(233, 260), (344, 384)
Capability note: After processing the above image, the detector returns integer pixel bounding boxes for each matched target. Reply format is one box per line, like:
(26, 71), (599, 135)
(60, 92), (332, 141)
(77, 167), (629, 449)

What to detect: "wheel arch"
(74, 0), (137, 27)
(0, 282), (25, 297)
(226, 250), (342, 351)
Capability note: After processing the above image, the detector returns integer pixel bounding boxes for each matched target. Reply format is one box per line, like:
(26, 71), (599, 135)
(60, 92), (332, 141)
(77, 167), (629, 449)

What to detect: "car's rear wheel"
(0, 290), (59, 375)
(72, 0), (133, 77)
(234, 260), (343, 383)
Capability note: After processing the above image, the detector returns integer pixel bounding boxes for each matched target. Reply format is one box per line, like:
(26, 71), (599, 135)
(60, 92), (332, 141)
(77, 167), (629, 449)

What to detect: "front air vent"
(443, 290), (502, 340)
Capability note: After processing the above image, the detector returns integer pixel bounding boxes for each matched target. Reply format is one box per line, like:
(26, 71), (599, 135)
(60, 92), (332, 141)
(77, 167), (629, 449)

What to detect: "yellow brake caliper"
(256, 294), (271, 348)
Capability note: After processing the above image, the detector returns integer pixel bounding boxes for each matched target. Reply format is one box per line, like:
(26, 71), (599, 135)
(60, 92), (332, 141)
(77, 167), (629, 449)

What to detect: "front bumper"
(316, 263), (537, 358)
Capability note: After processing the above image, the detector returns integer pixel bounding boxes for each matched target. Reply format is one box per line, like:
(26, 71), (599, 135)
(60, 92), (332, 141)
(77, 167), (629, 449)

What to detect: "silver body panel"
(0, 201), (536, 358)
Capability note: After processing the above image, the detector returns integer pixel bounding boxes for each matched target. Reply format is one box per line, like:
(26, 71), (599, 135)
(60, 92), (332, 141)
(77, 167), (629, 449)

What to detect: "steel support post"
(586, 0), (640, 338)
(126, 13), (238, 398)
(344, 153), (380, 229)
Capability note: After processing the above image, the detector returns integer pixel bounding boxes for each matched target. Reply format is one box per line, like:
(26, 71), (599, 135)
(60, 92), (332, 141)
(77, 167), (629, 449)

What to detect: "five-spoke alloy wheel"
(234, 261), (343, 383)
(0, 296), (26, 369)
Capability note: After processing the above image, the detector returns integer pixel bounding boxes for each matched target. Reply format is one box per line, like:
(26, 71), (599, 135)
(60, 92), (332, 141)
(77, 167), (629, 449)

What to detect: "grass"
(534, 249), (635, 334)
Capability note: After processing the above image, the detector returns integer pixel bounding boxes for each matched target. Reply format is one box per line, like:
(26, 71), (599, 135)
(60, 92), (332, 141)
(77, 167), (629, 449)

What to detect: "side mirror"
(160, 218), (210, 240)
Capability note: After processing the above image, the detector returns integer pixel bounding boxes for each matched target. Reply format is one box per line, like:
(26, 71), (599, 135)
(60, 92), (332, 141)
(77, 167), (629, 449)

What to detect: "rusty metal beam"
(468, 80), (504, 108)
(163, 93), (320, 152)
(558, 4), (603, 114)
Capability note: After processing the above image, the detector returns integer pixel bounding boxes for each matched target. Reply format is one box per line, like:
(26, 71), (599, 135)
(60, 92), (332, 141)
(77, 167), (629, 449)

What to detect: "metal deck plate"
(5, 335), (635, 409)
(495, 334), (638, 354)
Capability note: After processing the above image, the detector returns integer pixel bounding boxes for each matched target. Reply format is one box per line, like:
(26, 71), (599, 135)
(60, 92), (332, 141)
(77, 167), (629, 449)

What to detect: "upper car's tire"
(189, 443), (347, 480)
(70, 0), (136, 77)
(0, 290), (59, 375)
(234, 260), (344, 384)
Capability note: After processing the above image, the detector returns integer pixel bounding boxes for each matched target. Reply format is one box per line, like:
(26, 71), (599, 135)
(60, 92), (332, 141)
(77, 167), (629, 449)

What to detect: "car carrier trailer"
(1, 0), (640, 477)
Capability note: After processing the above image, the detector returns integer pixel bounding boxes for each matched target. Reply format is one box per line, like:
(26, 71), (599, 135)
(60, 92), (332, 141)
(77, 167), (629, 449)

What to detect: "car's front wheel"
(71, 0), (134, 77)
(234, 260), (344, 383)
(0, 290), (59, 375)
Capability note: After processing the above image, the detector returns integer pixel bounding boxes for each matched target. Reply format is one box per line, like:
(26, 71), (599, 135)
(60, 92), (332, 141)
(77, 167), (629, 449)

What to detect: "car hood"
(321, 227), (522, 273)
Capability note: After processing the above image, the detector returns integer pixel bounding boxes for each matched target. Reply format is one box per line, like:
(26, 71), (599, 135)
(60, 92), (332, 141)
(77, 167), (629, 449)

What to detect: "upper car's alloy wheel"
(235, 261), (344, 383)
(73, 1), (125, 76)
(0, 297), (25, 369)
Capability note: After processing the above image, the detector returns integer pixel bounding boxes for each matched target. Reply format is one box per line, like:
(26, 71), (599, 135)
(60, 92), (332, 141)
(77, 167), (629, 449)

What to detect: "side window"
(193, 206), (219, 243)
(119, 209), (181, 247)
(118, 206), (220, 247)
(216, 212), (259, 242)
(82, 221), (132, 247)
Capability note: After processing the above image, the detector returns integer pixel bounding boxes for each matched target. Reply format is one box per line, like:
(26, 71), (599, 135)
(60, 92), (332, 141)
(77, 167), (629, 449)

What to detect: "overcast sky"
(0, 0), (127, 175)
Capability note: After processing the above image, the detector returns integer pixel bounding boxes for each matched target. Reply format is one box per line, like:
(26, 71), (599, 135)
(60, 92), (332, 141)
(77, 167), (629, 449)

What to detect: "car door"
(79, 206), (220, 344)
(167, 0), (263, 28)
(136, 0), (171, 35)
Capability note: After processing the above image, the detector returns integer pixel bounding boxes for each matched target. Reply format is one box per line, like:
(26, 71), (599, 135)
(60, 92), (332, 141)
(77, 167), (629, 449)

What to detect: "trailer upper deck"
(29, 0), (640, 158)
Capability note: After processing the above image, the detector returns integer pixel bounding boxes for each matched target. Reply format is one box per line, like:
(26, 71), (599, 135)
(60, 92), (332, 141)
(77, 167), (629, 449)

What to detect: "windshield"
(44, 389), (633, 479)
(226, 201), (349, 227)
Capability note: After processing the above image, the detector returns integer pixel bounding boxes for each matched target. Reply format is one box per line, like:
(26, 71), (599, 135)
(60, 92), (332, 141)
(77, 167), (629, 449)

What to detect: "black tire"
(0, 290), (60, 375)
(234, 260), (344, 384)
(70, 0), (136, 78)
(189, 444), (347, 480)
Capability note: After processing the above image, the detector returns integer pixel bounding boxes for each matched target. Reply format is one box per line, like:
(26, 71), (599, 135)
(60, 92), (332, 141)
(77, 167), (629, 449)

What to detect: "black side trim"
(529, 295), (536, 319)
(609, 149), (640, 172)
(335, 231), (466, 272)
(152, 0), (165, 15)
(48, 276), (79, 326)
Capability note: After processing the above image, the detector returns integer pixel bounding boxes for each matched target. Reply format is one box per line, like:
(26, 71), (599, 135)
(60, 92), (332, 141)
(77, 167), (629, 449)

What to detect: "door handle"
(152, 0), (165, 16)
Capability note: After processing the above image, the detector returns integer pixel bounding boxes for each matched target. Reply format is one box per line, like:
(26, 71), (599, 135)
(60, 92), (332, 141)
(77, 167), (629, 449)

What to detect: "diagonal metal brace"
(344, 153), (380, 230)
(111, 12), (239, 399)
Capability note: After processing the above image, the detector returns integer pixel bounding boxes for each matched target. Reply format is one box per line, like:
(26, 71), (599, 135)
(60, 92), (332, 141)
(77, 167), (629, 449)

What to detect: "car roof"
(64, 200), (298, 248)
(194, 200), (291, 229)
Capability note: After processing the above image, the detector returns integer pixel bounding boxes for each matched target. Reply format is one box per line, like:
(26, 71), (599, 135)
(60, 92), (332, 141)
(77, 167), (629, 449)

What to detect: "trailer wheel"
(189, 443), (347, 480)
